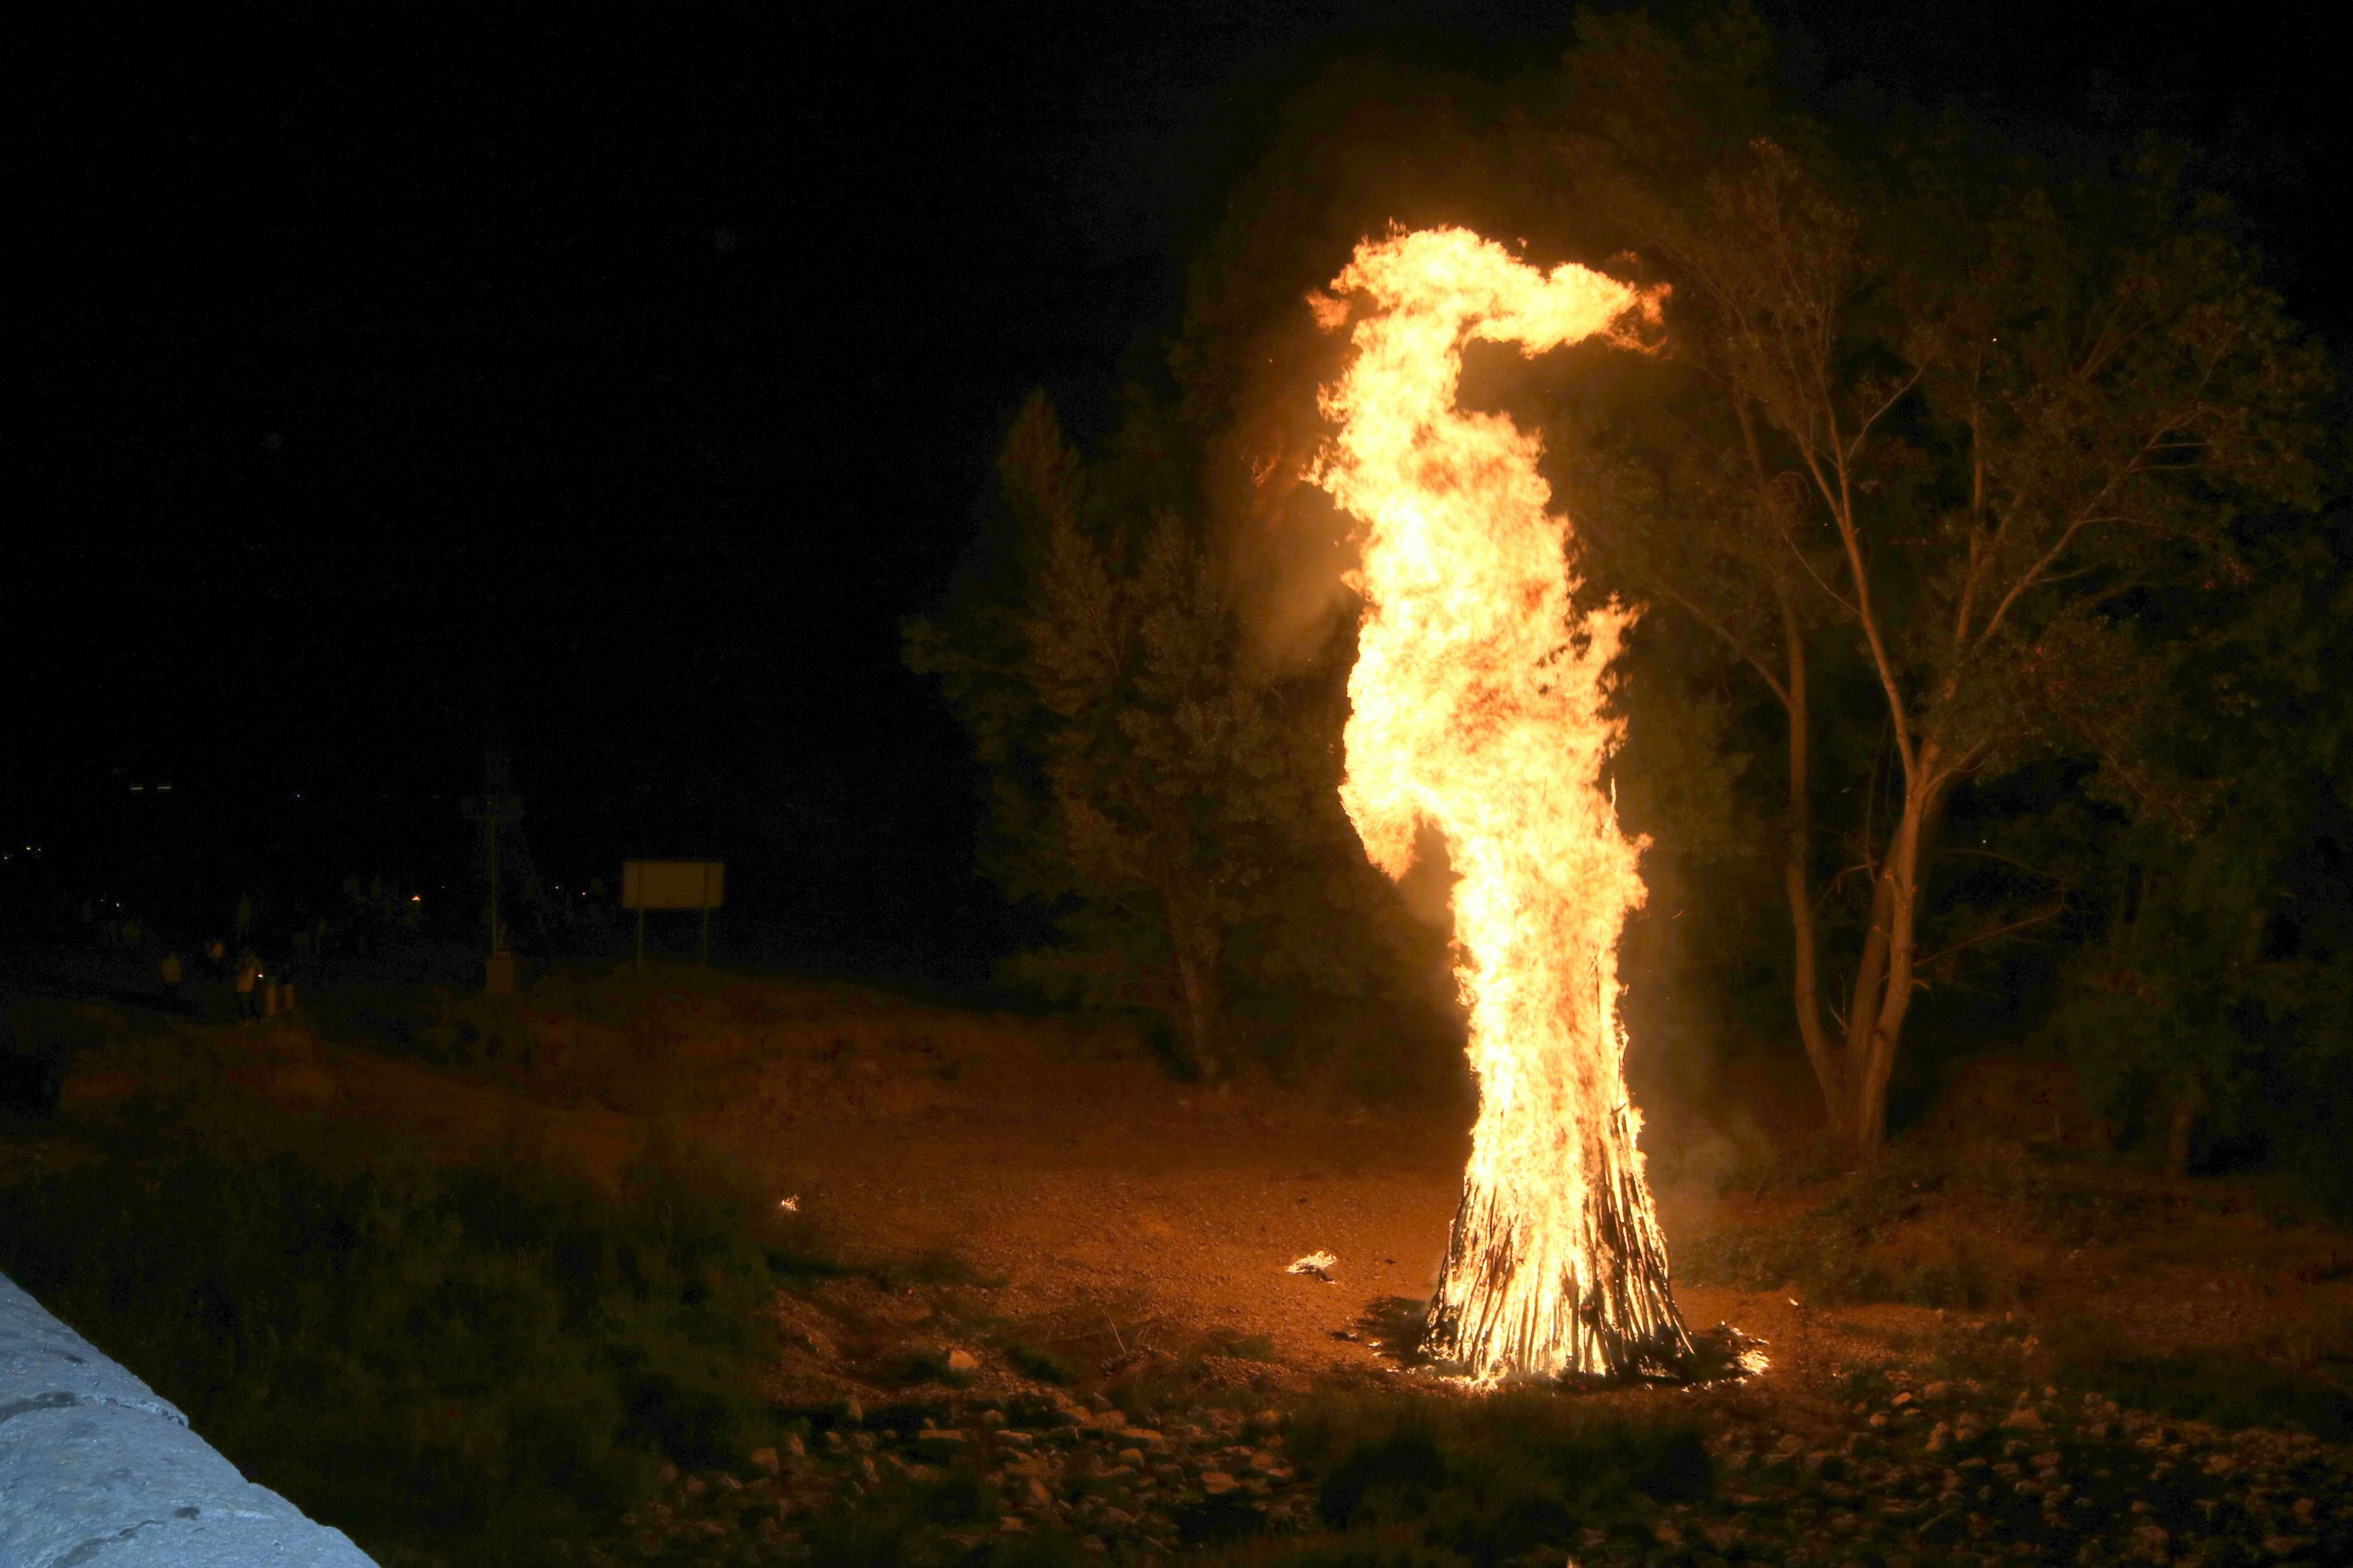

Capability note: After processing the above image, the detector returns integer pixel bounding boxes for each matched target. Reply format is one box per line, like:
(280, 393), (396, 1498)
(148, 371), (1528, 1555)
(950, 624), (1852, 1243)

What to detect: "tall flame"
(1312, 227), (1691, 1382)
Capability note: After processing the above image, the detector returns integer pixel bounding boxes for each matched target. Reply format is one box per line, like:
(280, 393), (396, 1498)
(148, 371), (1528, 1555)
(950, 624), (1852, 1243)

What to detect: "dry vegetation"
(7, 970), (2353, 1566)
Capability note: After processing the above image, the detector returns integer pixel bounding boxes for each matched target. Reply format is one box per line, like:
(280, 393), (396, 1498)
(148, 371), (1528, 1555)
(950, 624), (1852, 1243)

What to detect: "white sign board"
(622, 861), (725, 911)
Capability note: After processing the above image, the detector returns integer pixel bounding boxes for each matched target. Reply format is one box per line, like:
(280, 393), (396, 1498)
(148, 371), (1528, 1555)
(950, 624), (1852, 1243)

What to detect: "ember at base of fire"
(1416, 1101), (1697, 1385)
(1413, 1318), (1768, 1390)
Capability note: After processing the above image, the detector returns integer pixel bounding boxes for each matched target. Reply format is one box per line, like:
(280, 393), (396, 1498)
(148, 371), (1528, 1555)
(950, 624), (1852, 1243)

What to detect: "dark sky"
(13, 2), (2343, 978)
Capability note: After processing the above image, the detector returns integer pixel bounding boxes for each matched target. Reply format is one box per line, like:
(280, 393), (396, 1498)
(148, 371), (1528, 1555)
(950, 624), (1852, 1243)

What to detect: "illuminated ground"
(33, 970), (2353, 1562)
(52, 971), (2353, 1398)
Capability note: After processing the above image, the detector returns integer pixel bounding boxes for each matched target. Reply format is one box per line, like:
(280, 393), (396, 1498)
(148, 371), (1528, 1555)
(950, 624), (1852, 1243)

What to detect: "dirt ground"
(53, 971), (2351, 1400)
(31, 970), (2353, 1563)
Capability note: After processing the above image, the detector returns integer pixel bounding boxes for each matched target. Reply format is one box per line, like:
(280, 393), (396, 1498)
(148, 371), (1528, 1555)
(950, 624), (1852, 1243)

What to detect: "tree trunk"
(1169, 927), (1222, 1082)
(1776, 587), (1850, 1146)
(1836, 755), (1953, 1159)
(2164, 1087), (2202, 1179)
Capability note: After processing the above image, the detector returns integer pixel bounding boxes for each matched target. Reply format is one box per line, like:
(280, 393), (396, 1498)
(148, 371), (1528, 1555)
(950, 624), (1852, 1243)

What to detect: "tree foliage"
(2037, 522), (2353, 1185)
(913, 5), (2344, 1179)
(908, 393), (1457, 1085)
(1542, 8), (2328, 1154)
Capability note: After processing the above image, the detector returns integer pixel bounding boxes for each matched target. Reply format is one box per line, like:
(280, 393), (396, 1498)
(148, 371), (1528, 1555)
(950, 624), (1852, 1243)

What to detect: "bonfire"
(1311, 227), (1692, 1383)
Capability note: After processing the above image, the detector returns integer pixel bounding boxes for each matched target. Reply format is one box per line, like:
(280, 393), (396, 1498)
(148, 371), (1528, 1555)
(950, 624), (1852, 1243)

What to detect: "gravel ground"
(569, 1370), (2353, 1566)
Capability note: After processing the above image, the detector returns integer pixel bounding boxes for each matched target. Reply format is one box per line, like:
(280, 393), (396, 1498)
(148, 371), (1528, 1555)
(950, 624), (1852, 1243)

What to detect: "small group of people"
(154, 936), (297, 1021)
(233, 948), (297, 1020)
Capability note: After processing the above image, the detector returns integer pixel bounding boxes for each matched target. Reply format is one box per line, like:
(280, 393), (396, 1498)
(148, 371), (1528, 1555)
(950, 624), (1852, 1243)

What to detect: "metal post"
(636, 906), (646, 975)
(488, 809), (501, 958)
(463, 788), (523, 992)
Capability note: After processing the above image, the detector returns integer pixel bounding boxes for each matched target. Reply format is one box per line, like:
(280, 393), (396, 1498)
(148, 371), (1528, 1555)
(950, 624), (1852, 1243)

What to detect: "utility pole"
(461, 777), (523, 995)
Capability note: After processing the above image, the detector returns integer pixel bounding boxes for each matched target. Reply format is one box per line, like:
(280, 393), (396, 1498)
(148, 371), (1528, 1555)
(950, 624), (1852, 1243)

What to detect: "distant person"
(205, 938), (228, 979)
(158, 950), (183, 1004)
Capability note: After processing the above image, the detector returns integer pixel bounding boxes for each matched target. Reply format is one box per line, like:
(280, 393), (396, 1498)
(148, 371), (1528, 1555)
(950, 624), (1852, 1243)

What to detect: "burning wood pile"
(1311, 227), (1693, 1383)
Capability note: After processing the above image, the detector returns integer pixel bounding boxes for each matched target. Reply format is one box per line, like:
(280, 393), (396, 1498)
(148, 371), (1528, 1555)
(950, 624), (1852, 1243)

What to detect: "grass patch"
(2041, 1311), (2353, 1440)
(875, 1242), (1000, 1289)
(0, 1104), (832, 1567)
(1716, 1136), (1848, 1198)
(1202, 1329), (1279, 1361)
(1678, 1213), (2026, 1309)
(1201, 1389), (1708, 1568)
(793, 1471), (1097, 1568)
(1901, 1308), (2353, 1441)
(1679, 1141), (2039, 1308)
(2028, 1183), (2153, 1245)
(2064, 1349), (2353, 1438)
(1000, 1338), (1079, 1385)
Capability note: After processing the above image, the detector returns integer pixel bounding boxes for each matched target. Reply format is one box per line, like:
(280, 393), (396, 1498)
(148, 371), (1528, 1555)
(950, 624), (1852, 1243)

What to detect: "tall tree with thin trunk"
(1549, 15), (2324, 1155)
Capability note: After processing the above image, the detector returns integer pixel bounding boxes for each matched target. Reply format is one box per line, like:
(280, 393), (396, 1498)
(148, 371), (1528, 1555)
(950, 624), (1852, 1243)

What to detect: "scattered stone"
(946, 1348), (979, 1374)
(915, 1430), (971, 1460)
(2001, 1407), (2047, 1432)
(750, 1447), (780, 1475)
(1201, 1471), (1240, 1495)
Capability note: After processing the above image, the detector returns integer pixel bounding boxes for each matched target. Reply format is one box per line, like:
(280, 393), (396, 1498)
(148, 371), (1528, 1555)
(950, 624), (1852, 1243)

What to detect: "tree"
(2038, 523), (2353, 1181)
(910, 393), (1450, 1081)
(1548, 13), (2326, 1155)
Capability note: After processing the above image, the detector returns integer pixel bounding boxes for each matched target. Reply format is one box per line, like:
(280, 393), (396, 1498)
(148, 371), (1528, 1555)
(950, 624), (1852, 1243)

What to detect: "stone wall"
(0, 1270), (378, 1567)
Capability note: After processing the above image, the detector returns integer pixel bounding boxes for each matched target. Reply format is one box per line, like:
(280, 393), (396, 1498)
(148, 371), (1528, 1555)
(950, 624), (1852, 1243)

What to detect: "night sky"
(14, 2), (2343, 980)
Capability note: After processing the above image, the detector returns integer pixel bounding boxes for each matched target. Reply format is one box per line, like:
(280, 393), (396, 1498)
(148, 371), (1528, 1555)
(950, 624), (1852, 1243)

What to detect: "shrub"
(1677, 1141), (2037, 1307)
(1250, 1390), (1708, 1567)
(0, 1107), (830, 1566)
